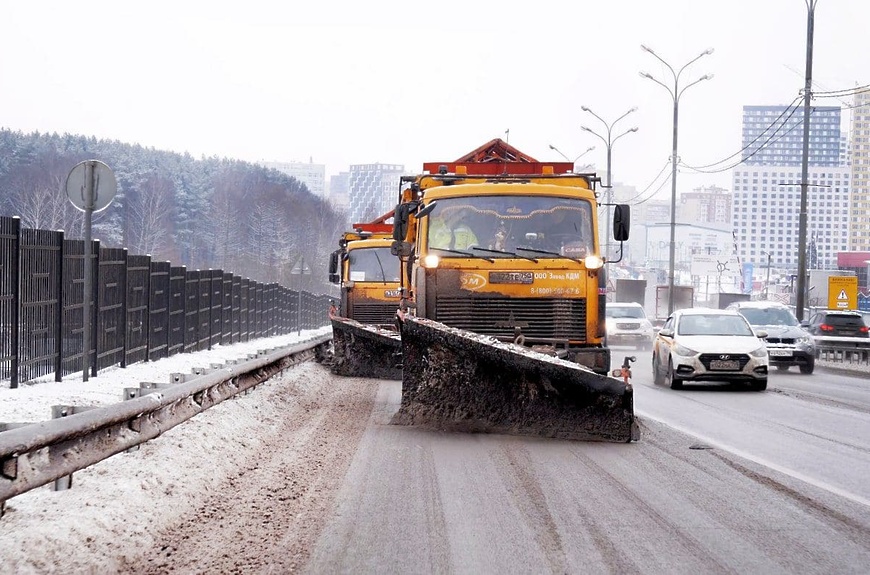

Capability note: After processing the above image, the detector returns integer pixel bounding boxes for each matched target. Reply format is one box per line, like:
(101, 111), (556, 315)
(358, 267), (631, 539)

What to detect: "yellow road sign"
(828, 275), (858, 309)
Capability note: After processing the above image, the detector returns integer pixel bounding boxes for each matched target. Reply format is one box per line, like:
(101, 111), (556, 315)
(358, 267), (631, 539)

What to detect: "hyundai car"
(652, 308), (769, 391)
(726, 301), (816, 374)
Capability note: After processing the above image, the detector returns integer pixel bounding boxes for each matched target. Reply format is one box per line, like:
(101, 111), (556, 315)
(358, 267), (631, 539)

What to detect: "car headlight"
(673, 343), (697, 356)
(797, 335), (814, 346)
(749, 346), (768, 358)
(422, 254), (440, 268)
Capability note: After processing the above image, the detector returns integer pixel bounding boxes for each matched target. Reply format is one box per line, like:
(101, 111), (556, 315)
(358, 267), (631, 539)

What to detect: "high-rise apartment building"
(741, 105), (841, 166)
(731, 166), (850, 269)
(849, 91), (870, 251)
(261, 159), (326, 197)
(733, 103), (852, 271)
(347, 163), (406, 224)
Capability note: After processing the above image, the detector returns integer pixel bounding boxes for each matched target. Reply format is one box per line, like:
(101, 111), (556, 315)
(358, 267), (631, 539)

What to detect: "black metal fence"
(0, 216), (330, 388)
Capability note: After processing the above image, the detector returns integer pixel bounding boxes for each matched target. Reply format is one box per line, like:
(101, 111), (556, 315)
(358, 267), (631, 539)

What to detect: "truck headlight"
(422, 254), (440, 268)
(584, 255), (604, 269)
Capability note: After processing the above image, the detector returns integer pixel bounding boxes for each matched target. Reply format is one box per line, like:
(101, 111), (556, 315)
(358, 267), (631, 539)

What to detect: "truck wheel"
(667, 359), (683, 390)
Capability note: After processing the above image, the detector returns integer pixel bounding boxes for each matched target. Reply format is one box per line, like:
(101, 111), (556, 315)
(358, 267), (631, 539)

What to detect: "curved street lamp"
(640, 44), (714, 315)
(580, 107), (638, 261)
(548, 144), (595, 167)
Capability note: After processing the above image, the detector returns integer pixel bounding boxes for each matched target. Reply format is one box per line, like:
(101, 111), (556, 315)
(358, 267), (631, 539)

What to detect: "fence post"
(8, 217), (21, 389)
(54, 230), (64, 382)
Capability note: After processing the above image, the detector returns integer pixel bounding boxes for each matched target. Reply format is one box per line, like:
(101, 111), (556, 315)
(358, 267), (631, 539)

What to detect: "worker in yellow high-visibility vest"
(429, 208), (479, 251)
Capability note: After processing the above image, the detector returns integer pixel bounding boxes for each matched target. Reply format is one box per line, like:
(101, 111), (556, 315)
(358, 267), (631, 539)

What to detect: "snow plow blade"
(330, 317), (402, 380)
(393, 316), (638, 442)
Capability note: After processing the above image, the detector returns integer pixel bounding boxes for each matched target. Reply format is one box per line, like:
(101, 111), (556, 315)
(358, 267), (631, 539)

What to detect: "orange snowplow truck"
(328, 211), (401, 327)
(327, 212), (403, 379)
(390, 139), (637, 442)
(392, 139), (630, 374)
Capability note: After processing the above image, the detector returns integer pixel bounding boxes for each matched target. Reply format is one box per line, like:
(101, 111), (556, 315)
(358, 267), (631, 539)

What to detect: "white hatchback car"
(652, 308), (770, 391)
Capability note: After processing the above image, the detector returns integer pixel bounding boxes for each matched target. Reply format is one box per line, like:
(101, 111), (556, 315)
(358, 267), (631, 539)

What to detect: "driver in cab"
(429, 208), (479, 251)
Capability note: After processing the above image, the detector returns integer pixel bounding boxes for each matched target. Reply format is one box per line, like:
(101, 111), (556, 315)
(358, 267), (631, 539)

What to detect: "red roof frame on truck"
(422, 138), (574, 176)
(352, 209), (394, 234)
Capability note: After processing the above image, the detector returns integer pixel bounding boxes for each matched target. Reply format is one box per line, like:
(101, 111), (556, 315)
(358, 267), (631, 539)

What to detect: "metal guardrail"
(0, 333), (331, 509)
(813, 335), (870, 366)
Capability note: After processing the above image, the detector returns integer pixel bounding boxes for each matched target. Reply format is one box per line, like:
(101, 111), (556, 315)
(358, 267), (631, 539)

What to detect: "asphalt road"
(6, 358), (869, 574)
(305, 364), (870, 574)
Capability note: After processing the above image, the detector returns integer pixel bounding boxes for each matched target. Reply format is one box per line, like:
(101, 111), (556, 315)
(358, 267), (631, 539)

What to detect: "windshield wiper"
(431, 247), (495, 263)
(515, 246), (580, 263)
(472, 246), (538, 263)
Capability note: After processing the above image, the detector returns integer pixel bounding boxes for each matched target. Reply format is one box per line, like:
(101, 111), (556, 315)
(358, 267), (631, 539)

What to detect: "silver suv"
(606, 302), (655, 350)
(726, 301), (816, 374)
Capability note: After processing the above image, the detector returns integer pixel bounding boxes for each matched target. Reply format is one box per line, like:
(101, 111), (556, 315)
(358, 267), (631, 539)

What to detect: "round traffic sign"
(66, 160), (117, 212)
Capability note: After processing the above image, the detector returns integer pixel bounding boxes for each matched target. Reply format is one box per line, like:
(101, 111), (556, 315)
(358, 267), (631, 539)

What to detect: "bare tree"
(128, 174), (173, 257)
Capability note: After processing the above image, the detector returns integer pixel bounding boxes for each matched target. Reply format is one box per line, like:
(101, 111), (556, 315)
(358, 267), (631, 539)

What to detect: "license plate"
(709, 360), (739, 370)
(768, 350), (792, 357)
(489, 271), (533, 284)
(384, 289), (401, 298)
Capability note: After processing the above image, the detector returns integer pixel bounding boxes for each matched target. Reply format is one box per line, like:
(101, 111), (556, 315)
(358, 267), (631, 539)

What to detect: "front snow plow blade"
(393, 316), (638, 442)
(330, 317), (402, 380)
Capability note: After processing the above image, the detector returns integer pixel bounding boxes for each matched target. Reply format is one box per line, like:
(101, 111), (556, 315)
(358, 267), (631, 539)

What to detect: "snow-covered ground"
(0, 327), (334, 573)
(0, 328), (330, 423)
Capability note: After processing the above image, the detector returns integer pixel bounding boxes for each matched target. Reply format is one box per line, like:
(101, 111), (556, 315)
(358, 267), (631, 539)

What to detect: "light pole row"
(580, 107), (638, 261)
(640, 44), (714, 315)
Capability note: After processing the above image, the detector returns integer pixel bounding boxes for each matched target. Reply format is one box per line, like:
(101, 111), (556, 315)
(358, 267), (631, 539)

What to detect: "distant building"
(849, 91), (870, 251)
(741, 105), (841, 166)
(329, 171), (350, 212)
(261, 159), (326, 198)
(731, 100), (853, 272)
(731, 165), (850, 270)
(679, 185), (732, 225)
(347, 163), (407, 224)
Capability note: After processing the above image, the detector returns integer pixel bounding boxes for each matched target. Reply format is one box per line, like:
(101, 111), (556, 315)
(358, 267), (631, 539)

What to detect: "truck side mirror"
(391, 240), (413, 257)
(613, 204), (630, 241)
(328, 250), (340, 284)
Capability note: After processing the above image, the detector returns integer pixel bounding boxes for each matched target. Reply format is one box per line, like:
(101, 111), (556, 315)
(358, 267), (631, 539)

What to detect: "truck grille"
(435, 296), (587, 341)
(352, 303), (397, 325)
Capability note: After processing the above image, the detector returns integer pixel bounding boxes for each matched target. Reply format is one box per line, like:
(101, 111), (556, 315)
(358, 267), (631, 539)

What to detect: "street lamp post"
(548, 144), (595, 170)
(762, 251), (772, 299)
(640, 45), (714, 315)
(795, 0), (818, 322)
(580, 107), (638, 261)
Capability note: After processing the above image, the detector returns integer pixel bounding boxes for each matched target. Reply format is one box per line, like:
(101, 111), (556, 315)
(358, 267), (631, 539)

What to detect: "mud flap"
(330, 317), (402, 380)
(393, 316), (638, 442)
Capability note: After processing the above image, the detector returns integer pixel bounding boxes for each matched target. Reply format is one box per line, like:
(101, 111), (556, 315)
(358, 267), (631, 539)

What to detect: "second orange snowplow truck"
(390, 139), (638, 442)
(327, 213), (402, 379)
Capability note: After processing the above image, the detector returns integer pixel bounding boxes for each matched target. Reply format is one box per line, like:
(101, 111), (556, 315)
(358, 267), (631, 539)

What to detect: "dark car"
(726, 301), (817, 374)
(806, 310), (870, 339)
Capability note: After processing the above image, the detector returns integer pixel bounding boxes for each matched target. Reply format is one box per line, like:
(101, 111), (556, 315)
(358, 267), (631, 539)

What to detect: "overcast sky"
(2, 1), (866, 198)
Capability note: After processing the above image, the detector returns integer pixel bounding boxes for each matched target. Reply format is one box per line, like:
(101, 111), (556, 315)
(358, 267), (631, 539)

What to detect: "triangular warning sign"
(838, 289), (848, 300)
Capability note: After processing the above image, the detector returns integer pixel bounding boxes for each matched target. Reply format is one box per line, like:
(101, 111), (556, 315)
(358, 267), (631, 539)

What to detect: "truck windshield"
(426, 196), (594, 258)
(347, 247), (399, 282)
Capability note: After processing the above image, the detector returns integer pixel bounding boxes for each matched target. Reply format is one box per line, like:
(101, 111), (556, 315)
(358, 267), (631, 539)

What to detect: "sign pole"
(66, 159), (117, 382)
(82, 162), (95, 381)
